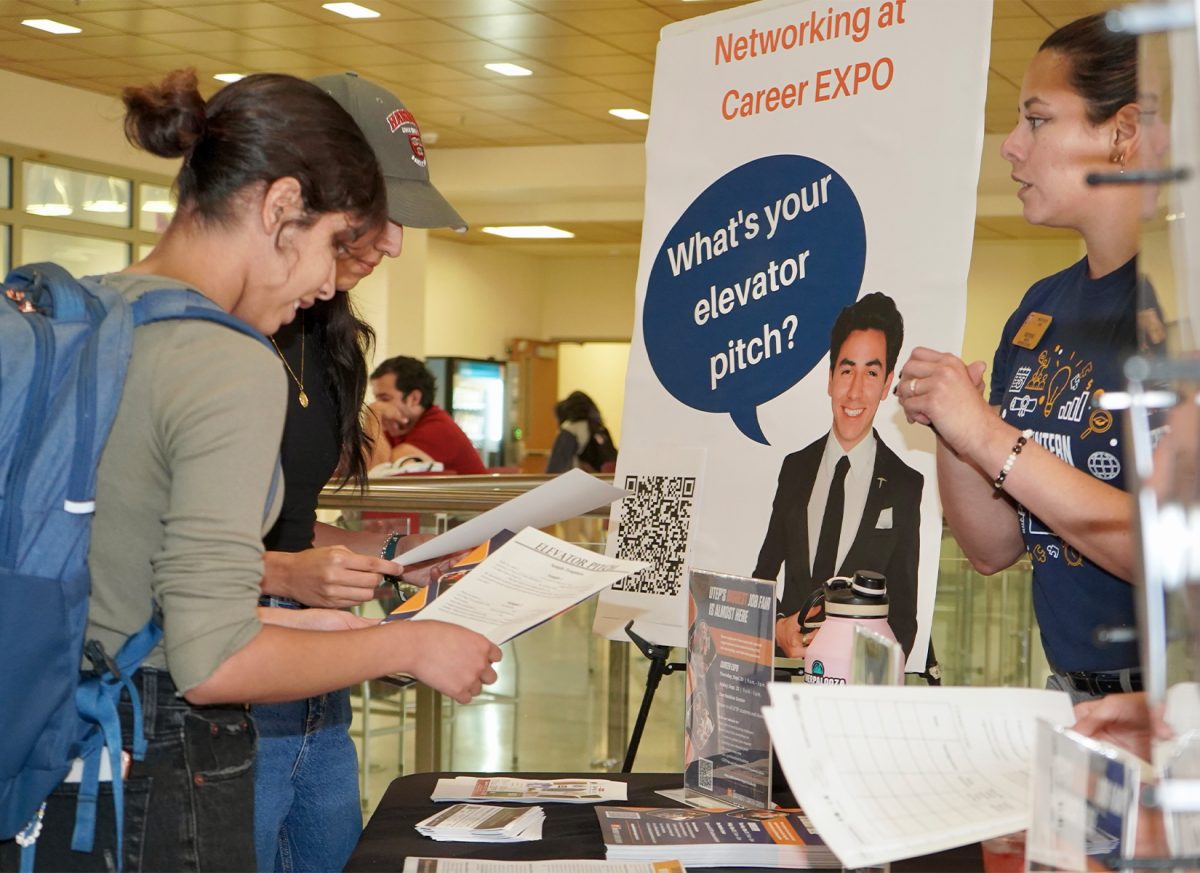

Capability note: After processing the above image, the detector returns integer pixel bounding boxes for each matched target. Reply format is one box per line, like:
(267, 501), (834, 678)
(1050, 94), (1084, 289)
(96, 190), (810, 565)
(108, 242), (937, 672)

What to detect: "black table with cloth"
(344, 772), (984, 872)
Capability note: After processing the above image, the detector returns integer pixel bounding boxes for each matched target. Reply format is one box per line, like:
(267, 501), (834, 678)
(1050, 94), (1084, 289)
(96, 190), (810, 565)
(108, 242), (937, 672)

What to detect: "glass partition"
(318, 474), (1040, 818)
(138, 182), (175, 233)
(23, 161), (131, 228)
(0, 156), (10, 209)
(22, 229), (129, 276)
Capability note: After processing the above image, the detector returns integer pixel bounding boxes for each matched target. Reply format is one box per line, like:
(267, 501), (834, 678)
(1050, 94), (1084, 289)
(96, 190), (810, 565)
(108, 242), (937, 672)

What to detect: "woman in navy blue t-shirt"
(896, 13), (1166, 701)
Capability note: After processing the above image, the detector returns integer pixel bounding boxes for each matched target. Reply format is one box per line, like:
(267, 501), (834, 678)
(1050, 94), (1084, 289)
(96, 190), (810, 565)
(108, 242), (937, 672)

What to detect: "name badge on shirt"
(1013, 312), (1052, 349)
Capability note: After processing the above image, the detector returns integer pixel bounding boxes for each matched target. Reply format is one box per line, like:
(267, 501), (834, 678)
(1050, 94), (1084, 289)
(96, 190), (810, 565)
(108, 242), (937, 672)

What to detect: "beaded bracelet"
(993, 428), (1034, 490)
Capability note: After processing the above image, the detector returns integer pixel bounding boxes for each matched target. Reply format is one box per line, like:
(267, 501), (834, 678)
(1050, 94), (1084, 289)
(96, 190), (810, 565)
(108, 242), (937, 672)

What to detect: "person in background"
(252, 72), (472, 873)
(545, 390), (619, 474)
(0, 69), (499, 873)
(897, 13), (1165, 702)
(367, 355), (488, 474)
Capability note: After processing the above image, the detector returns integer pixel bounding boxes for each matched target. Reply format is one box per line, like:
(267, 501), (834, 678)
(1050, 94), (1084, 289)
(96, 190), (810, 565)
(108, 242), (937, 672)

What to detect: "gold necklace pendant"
(269, 321), (308, 409)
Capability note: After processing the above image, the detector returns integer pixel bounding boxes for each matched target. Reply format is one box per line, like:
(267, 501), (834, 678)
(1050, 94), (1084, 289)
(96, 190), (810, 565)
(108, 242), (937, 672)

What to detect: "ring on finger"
(909, 377), (919, 396)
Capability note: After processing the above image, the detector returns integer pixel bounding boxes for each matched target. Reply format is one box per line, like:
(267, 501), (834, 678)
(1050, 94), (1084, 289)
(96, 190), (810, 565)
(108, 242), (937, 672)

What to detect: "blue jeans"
(252, 690), (361, 873)
(0, 668), (257, 872)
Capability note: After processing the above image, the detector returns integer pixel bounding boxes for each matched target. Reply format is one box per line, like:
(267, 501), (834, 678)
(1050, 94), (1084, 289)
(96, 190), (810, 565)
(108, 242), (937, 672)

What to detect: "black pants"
(1, 668), (257, 872)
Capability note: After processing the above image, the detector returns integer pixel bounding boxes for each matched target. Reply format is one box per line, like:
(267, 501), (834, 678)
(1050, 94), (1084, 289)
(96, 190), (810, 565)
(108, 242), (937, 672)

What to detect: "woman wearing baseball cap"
(250, 73), (470, 873)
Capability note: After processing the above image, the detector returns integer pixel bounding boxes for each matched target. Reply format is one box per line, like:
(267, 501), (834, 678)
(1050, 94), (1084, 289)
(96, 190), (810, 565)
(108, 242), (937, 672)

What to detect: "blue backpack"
(0, 263), (274, 871)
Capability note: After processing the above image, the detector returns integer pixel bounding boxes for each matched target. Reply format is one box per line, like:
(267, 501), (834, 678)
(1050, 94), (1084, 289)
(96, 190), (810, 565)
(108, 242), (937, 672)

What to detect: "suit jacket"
(753, 429), (924, 657)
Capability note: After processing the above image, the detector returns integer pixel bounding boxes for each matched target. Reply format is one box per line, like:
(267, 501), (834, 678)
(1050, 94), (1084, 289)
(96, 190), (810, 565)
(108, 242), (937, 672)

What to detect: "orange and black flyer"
(684, 569), (777, 808)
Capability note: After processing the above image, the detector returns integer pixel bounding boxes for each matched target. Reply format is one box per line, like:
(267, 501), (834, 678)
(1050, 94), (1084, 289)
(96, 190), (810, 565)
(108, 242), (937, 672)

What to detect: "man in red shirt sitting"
(367, 356), (487, 474)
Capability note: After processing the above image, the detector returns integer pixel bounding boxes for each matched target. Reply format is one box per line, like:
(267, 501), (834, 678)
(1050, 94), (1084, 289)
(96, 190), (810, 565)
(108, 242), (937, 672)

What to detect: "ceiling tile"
(239, 25), (377, 49)
(501, 73), (612, 95)
(25, 0), (158, 12)
(353, 61), (478, 83)
(548, 53), (652, 76)
(552, 90), (643, 111)
(511, 0), (633, 9)
(414, 76), (534, 98)
(584, 71), (653, 92)
(68, 33), (184, 56)
(403, 39), (523, 63)
(458, 92), (558, 111)
(229, 48), (324, 70)
(993, 0), (1039, 15)
(336, 18), (475, 43)
(35, 55), (149, 77)
(547, 8), (672, 35)
(592, 30), (659, 54)
(177, 3), (323, 29)
(990, 57), (1032, 81)
(1, 13), (117, 37)
(988, 37), (1044, 62)
(0, 37), (93, 61)
(150, 30), (280, 53)
(399, 0), (530, 15)
(69, 8), (212, 32)
(450, 13), (580, 40)
(312, 43), (410, 66)
(267, 0), (416, 17)
(991, 16), (1054, 39)
(489, 33), (625, 57)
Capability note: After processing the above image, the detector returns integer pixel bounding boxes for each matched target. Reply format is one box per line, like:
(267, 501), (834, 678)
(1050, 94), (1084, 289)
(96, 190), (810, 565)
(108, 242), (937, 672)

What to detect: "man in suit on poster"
(753, 292), (924, 660)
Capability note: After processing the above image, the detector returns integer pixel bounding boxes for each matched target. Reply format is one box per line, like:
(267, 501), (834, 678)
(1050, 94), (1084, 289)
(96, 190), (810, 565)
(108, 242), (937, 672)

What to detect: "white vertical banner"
(596, 0), (992, 672)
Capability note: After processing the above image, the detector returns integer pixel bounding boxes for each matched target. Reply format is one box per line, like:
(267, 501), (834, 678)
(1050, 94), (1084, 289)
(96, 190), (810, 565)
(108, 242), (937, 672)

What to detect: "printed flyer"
(684, 569), (776, 808)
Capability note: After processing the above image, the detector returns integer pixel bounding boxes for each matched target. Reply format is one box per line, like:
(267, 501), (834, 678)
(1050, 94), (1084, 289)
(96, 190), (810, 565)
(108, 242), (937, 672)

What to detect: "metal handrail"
(316, 473), (616, 515)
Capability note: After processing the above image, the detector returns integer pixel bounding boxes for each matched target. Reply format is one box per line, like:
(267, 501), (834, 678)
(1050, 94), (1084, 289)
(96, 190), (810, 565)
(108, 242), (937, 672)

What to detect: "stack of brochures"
(596, 807), (838, 868)
(433, 776), (628, 804)
(416, 804), (545, 843)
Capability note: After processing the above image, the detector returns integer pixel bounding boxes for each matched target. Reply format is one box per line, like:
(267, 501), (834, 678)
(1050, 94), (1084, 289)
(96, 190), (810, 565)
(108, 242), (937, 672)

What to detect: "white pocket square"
(875, 507), (893, 530)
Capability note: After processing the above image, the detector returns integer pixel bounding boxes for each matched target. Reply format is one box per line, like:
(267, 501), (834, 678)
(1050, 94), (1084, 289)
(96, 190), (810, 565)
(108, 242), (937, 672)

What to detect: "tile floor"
(349, 599), (686, 819)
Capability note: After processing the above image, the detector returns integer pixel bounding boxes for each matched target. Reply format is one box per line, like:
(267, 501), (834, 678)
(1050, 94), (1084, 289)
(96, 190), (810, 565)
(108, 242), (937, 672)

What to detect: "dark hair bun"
(122, 68), (207, 158)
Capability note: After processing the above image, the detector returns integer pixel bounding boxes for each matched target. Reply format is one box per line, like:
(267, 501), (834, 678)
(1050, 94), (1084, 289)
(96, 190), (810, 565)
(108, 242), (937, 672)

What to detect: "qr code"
(612, 475), (695, 596)
(699, 757), (713, 791)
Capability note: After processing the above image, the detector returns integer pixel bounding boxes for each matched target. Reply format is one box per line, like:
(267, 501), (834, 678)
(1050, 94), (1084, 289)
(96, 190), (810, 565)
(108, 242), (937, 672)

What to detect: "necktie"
(812, 455), (850, 584)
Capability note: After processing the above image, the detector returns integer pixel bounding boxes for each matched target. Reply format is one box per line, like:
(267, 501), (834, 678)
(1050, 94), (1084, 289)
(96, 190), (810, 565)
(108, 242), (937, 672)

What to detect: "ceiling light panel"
(22, 19), (82, 35)
(485, 62), (533, 77)
(322, 3), (381, 20)
(482, 226), (574, 239)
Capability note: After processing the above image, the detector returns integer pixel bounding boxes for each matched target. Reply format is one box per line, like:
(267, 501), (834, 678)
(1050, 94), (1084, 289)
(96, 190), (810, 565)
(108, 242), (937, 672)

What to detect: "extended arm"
(188, 619), (502, 706)
(900, 347), (1135, 580)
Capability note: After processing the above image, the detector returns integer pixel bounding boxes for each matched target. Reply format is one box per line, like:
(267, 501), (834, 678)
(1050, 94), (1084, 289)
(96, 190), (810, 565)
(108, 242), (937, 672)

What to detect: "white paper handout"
(396, 469), (627, 564)
(415, 804), (545, 842)
(763, 683), (1074, 869)
(402, 860), (687, 873)
(408, 527), (649, 645)
(432, 776), (628, 804)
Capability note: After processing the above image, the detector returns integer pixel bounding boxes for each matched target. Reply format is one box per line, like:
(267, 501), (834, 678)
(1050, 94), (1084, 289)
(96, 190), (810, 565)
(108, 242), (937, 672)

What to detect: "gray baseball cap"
(311, 72), (467, 232)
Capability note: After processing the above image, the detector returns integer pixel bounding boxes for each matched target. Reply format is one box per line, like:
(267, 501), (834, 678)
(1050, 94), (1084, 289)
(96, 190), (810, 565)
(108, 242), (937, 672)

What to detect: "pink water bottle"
(800, 570), (901, 685)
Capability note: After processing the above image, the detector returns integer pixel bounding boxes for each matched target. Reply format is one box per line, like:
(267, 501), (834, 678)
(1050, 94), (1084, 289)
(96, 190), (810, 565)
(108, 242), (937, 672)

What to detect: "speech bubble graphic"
(643, 154), (866, 444)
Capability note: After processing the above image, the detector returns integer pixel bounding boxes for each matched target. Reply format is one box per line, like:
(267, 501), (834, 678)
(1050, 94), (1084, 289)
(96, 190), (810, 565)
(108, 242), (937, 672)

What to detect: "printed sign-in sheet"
(764, 684), (1074, 868)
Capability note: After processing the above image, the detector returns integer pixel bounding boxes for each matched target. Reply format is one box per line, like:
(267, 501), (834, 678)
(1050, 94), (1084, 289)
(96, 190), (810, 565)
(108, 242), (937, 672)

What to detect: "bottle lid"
(825, 570), (889, 618)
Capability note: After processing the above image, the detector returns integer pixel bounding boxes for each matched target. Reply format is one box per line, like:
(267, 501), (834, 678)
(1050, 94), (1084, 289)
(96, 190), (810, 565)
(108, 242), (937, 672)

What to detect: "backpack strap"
(128, 286), (283, 519)
(68, 617), (162, 866)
